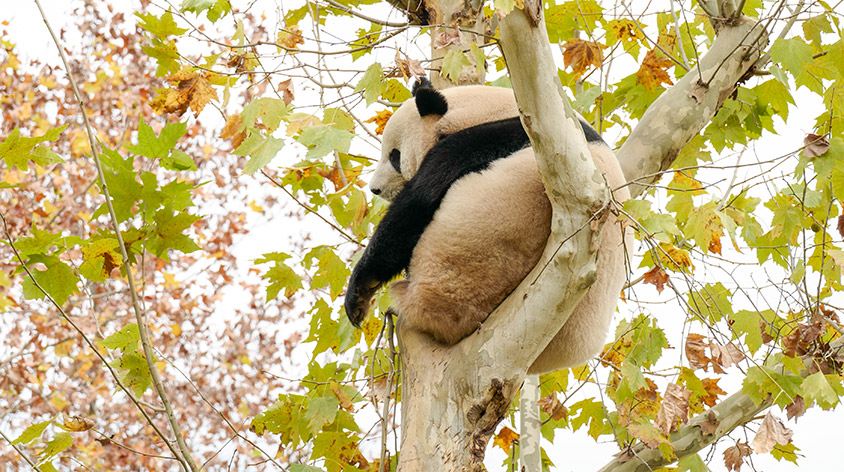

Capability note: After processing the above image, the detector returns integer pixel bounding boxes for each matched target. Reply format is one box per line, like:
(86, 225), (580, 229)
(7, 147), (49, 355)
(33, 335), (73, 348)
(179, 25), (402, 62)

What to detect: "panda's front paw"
(344, 275), (377, 327)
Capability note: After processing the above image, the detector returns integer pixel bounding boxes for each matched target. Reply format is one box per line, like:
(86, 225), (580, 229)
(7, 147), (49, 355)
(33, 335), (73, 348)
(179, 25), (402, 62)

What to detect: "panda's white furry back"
(346, 82), (630, 374)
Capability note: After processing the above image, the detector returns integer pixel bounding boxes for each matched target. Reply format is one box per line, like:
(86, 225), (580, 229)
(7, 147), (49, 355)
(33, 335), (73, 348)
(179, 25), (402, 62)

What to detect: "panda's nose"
(371, 187), (382, 195)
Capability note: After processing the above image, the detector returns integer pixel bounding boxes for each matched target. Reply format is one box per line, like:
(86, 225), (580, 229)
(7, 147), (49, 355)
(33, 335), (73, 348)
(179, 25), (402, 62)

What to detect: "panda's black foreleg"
(344, 190), (437, 326)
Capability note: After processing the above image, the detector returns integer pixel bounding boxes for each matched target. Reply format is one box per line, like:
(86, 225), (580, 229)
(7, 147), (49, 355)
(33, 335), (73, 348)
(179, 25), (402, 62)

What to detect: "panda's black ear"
(411, 77), (432, 96)
(414, 82), (448, 117)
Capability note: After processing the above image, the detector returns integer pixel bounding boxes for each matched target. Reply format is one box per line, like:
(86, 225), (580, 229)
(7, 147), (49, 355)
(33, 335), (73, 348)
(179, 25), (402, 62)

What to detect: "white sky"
(2, 1), (843, 471)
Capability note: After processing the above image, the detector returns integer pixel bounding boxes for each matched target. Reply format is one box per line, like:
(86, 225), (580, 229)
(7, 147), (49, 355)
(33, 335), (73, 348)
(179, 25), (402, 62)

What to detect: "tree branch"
(618, 15), (769, 198)
(33, 1), (198, 469)
(599, 336), (844, 472)
(467, 0), (607, 376)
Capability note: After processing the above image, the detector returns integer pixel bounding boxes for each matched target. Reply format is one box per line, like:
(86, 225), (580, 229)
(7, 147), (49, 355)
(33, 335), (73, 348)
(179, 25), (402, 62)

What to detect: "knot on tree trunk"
(466, 378), (514, 465)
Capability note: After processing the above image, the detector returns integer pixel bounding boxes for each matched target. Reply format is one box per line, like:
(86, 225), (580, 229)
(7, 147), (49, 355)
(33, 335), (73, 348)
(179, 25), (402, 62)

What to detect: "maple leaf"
(61, 416), (94, 432)
(685, 333), (710, 371)
(700, 378), (726, 407)
(220, 114), (246, 148)
(365, 110), (393, 135)
(803, 133), (829, 157)
(699, 410), (719, 435)
(393, 51), (425, 79)
(277, 26), (305, 51)
(539, 394), (567, 421)
(643, 266), (669, 293)
(709, 341), (744, 372)
(655, 383), (690, 434)
(637, 50), (674, 90)
(751, 412), (793, 454)
(152, 70), (217, 117)
(657, 243), (693, 272)
(785, 395), (806, 420)
(723, 442), (752, 471)
(278, 79), (295, 105)
(492, 426), (519, 451)
(562, 39), (603, 78)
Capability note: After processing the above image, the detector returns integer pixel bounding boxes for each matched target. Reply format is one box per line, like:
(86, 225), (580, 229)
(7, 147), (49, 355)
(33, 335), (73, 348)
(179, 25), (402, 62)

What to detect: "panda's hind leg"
(389, 279), (482, 346)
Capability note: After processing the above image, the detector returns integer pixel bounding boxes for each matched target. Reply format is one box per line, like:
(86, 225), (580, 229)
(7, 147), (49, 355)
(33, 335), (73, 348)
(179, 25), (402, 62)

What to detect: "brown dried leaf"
(637, 49), (674, 90)
(492, 426), (519, 451)
(803, 133), (830, 158)
(837, 215), (844, 239)
(643, 266), (669, 293)
(278, 79), (295, 105)
(562, 39), (603, 78)
(786, 395), (806, 420)
(723, 442), (752, 471)
(655, 383), (690, 435)
(699, 410), (719, 435)
(751, 412), (793, 454)
(628, 421), (663, 448)
(539, 394), (567, 421)
(709, 342), (744, 372)
(394, 51), (425, 79)
(685, 333), (710, 371)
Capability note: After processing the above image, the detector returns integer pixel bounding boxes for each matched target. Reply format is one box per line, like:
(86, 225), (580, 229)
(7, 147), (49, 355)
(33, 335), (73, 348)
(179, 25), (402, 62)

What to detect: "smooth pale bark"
(618, 17), (769, 198)
(396, 3), (606, 470)
(520, 375), (542, 471)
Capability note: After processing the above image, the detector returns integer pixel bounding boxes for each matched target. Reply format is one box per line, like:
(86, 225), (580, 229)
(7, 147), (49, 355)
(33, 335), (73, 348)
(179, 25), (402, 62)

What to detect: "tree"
(1, 0), (843, 471)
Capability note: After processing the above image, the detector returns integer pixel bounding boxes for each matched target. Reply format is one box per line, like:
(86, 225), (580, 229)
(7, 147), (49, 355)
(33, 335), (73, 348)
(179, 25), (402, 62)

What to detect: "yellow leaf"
(50, 392), (68, 411)
(248, 200), (265, 214)
(163, 272), (179, 289)
(62, 416), (94, 432)
(277, 26), (305, 51)
(152, 70), (218, 117)
(658, 243), (693, 272)
(171, 323), (182, 337)
(365, 110), (393, 135)
(361, 314), (382, 346)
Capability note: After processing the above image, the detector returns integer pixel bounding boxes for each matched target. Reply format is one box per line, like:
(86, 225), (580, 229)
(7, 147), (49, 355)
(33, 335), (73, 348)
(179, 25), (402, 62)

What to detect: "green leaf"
(128, 120), (187, 160)
(256, 252), (303, 300)
(296, 125), (353, 159)
(146, 209), (201, 260)
(305, 247), (350, 299)
(102, 323), (141, 351)
(95, 147), (142, 222)
(241, 97), (291, 132)
(441, 49), (470, 84)
(180, 0), (231, 22)
(40, 432), (72, 463)
(354, 63), (384, 105)
(290, 465), (325, 472)
(802, 372), (839, 409)
(135, 11), (188, 37)
(730, 310), (767, 354)
(142, 38), (181, 76)
(305, 395), (339, 433)
(742, 366), (802, 408)
(0, 125), (67, 171)
(112, 351), (154, 397)
(12, 420), (51, 445)
(21, 256), (78, 306)
(161, 149), (197, 171)
(687, 282), (733, 323)
(769, 38), (814, 80)
(79, 238), (123, 282)
(234, 130), (285, 174)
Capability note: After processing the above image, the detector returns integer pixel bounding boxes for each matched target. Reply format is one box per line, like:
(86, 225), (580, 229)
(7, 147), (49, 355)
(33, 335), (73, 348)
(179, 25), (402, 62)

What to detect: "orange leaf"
(562, 39), (603, 78)
(365, 109), (393, 135)
(723, 442), (752, 471)
(636, 50), (674, 90)
(643, 266), (669, 293)
(492, 426), (519, 451)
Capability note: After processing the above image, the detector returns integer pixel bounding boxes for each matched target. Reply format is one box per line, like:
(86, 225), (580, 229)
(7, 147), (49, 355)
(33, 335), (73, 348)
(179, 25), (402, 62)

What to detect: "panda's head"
(370, 79), (519, 200)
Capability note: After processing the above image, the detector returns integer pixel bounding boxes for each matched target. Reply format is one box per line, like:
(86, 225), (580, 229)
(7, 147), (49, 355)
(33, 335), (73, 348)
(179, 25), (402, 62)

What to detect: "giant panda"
(345, 79), (630, 373)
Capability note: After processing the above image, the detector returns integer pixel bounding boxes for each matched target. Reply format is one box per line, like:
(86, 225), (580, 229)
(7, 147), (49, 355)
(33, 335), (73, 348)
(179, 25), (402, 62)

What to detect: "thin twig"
(0, 428), (38, 470)
(32, 1), (198, 469)
(1, 214), (182, 466)
(379, 310), (397, 472)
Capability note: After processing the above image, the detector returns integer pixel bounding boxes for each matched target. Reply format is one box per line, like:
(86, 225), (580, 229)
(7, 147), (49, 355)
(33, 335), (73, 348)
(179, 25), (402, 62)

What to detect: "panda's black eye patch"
(389, 149), (401, 173)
